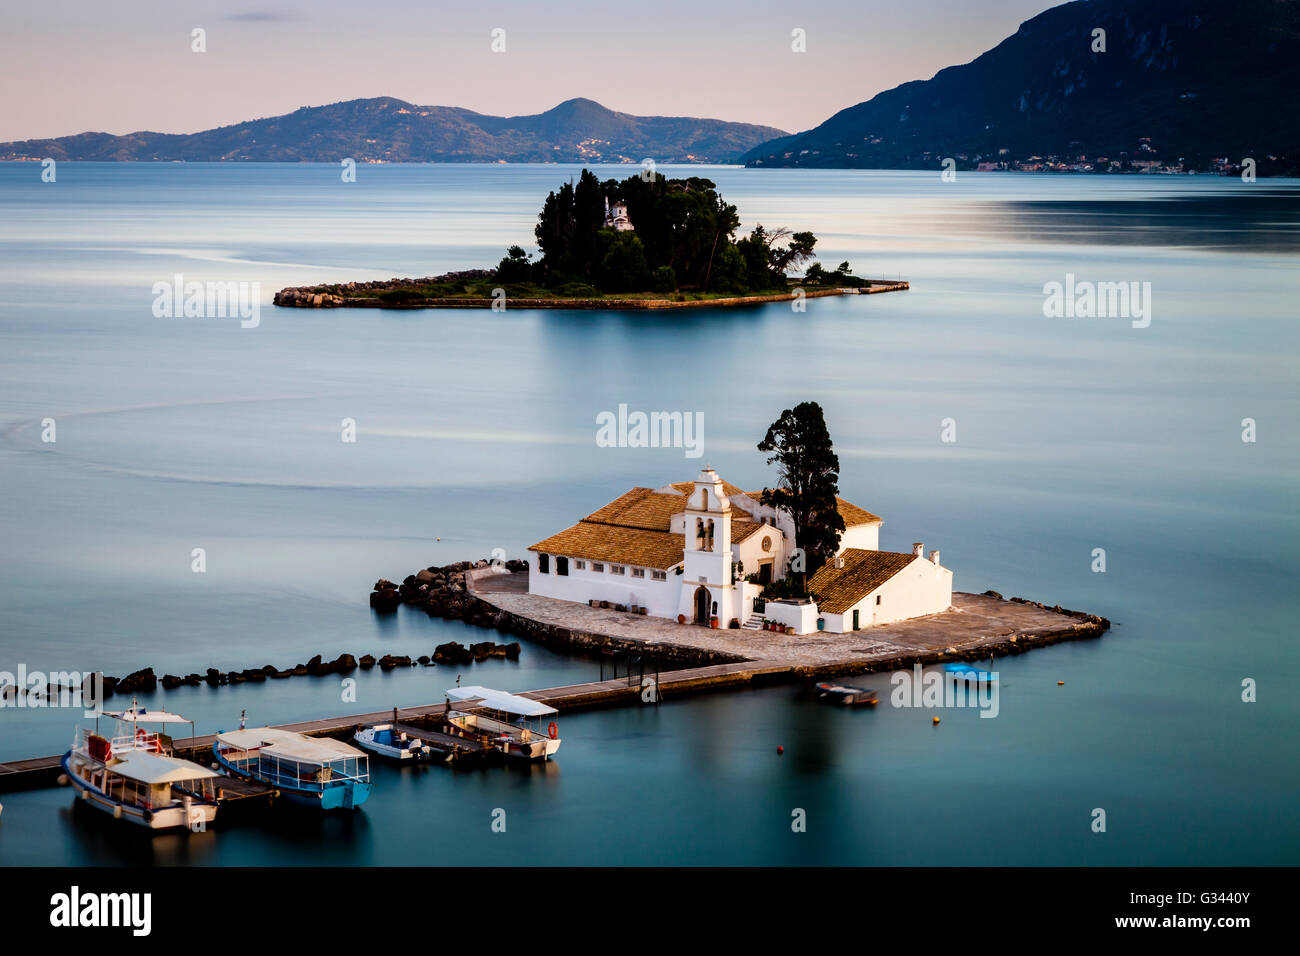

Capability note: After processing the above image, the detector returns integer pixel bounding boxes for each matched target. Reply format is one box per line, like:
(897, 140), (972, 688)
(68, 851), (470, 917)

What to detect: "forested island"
(274, 169), (907, 309)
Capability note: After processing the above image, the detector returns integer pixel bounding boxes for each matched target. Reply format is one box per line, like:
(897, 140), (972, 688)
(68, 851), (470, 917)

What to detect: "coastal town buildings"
(527, 467), (952, 634)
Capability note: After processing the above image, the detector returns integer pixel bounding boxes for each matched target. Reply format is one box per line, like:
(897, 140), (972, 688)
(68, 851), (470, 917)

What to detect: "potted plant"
(709, 616), (718, 629)
(677, 614), (686, 625)
(729, 618), (740, 629)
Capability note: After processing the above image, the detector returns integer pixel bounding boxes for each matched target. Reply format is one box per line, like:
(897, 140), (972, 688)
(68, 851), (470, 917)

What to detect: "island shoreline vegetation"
(275, 168), (909, 309)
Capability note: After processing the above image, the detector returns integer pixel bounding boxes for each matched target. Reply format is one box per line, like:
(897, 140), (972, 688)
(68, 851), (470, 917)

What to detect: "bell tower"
(679, 466), (735, 625)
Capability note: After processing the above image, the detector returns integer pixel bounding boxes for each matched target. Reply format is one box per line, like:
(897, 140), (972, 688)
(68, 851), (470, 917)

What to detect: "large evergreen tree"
(757, 402), (846, 581)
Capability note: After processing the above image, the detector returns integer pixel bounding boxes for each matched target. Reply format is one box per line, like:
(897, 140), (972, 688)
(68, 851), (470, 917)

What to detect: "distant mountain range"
(0, 97), (785, 164)
(740, 0), (1300, 173)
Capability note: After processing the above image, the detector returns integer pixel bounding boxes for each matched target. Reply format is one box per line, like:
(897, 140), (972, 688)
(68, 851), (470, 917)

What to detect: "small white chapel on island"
(527, 467), (952, 634)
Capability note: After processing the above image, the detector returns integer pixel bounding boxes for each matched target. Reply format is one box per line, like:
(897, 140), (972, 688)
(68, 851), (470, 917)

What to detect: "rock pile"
(369, 560), (524, 630)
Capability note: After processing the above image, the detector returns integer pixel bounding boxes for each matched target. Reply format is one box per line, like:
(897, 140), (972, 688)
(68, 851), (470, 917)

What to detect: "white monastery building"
(604, 199), (634, 232)
(527, 467), (952, 634)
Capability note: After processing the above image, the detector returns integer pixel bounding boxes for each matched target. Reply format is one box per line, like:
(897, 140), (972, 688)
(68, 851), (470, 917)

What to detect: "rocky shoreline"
(465, 570), (1112, 677)
(274, 277), (908, 310)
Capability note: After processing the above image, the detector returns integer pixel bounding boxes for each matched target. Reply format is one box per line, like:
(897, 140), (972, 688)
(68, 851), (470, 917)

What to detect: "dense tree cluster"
(494, 169), (819, 295)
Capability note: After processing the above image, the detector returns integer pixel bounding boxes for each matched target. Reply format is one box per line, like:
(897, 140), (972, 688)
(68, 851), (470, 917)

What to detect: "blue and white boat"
(943, 662), (998, 683)
(353, 723), (432, 762)
(213, 727), (371, 810)
(62, 704), (219, 831)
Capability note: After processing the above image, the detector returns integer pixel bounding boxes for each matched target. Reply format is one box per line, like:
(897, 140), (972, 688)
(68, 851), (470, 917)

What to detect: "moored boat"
(353, 723), (432, 762)
(213, 726), (371, 810)
(942, 662), (998, 683)
(815, 682), (879, 706)
(444, 685), (561, 761)
(61, 705), (219, 831)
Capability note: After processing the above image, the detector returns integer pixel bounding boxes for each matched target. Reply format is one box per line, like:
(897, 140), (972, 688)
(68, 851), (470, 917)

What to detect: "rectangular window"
(651, 570), (667, 581)
(610, 565), (625, 575)
(557, 556), (569, 576)
(574, 560), (587, 571)
(631, 567), (645, 578)
(538, 554), (550, 574)
(592, 562), (605, 573)
(875, 595), (882, 605)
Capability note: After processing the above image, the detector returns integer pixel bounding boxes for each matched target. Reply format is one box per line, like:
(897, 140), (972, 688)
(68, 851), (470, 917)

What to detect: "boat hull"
(353, 726), (430, 762)
(445, 715), (560, 760)
(212, 745), (371, 810)
(61, 752), (218, 832)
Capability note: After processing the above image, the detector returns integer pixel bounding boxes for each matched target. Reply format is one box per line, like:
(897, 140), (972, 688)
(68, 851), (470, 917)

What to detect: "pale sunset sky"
(0, 0), (1062, 141)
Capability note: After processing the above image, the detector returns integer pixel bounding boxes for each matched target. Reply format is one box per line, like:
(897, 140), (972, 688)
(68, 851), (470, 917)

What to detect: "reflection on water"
(0, 164), (1297, 866)
(958, 190), (1300, 253)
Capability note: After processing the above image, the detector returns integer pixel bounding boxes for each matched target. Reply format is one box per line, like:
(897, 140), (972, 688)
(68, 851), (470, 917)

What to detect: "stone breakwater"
(86, 642), (518, 700)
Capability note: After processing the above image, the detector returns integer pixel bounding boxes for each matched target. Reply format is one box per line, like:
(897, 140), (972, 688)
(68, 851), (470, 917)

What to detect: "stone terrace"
(469, 569), (1103, 670)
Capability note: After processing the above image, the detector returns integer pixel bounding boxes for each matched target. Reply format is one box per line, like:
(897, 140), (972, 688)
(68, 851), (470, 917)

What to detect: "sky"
(0, 0), (1062, 142)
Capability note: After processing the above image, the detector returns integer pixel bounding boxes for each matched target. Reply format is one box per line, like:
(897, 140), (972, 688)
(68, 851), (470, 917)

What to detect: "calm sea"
(0, 163), (1296, 865)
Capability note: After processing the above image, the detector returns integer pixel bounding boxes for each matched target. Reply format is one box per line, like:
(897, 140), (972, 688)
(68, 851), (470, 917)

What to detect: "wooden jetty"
(0, 658), (792, 793)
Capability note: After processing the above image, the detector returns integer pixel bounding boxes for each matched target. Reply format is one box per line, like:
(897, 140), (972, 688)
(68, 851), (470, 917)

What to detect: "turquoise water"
(0, 164), (1297, 865)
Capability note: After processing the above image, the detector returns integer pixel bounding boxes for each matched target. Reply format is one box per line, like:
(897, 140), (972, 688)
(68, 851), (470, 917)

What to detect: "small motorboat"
(353, 723), (432, 762)
(943, 662), (998, 683)
(815, 682), (878, 706)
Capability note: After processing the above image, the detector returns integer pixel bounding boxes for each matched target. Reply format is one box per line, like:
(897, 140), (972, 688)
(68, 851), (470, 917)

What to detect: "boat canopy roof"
(446, 685), (558, 718)
(112, 751), (219, 784)
(104, 707), (192, 724)
(216, 727), (365, 764)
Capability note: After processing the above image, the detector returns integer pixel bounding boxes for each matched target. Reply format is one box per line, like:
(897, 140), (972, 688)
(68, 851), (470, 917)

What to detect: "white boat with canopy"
(62, 700), (219, 830)
(444, 685), (561, 761)
(213, 726), (372, 810)
(353, 723), (433, 762)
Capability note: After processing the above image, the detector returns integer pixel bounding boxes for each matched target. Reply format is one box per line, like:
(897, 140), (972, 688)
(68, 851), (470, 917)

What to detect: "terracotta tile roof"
(583, 487), (682, 531)
(836, 496), (882, 526)
(730, 520), (769, 543)
(745, 492), (881, 527)
(529, 522), (684, 570)
(806, 549), (917, 614)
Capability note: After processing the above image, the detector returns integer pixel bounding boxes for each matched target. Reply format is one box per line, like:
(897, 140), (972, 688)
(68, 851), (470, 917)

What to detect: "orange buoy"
(1058, 681), (1065, 685)
(932, 716), (941, 724)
